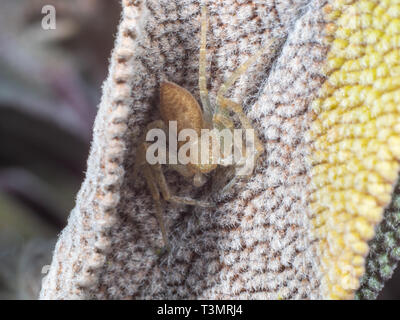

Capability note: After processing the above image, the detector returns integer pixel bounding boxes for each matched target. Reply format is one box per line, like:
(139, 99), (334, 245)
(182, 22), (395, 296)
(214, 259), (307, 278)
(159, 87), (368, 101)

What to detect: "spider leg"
(134, 120), (170, 249)
(216, 43), (273, 112)
(218, 97), (264, 157)
(151, 162), (214, 207)
(133, 120), (167, 177)
(213, 112), (234, 130)
(169, 163), (196, 178)
(199, 5), (213, 126)
(212, 112), (238, 167)
(214, 97), (264, 193)
(207, 110), (242, 194)
(137, 113), (219, 249)
(141, 125), (214, 207)
(141, 154), (170, 250)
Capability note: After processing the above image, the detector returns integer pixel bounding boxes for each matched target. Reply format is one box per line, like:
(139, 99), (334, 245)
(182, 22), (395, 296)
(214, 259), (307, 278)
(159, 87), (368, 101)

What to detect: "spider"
(135, 6), (265, 249)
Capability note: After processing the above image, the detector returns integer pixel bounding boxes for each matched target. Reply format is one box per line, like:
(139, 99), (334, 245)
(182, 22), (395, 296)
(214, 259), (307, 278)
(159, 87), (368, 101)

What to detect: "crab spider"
(135, 5), (265, 249)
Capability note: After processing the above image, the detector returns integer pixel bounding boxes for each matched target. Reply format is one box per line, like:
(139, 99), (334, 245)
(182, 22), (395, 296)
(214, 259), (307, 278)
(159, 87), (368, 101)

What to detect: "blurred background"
(0, 0), (398, 300)
(0, 0), (120, 299)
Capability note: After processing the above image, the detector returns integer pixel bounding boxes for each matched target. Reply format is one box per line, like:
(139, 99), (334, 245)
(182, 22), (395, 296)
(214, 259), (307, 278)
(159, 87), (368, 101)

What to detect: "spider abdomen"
(160, 81), (205, 135)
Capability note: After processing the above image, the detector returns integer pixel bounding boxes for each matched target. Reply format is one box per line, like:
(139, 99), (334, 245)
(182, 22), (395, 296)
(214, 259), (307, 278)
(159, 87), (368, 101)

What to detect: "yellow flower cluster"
(309, 0), (400, 299)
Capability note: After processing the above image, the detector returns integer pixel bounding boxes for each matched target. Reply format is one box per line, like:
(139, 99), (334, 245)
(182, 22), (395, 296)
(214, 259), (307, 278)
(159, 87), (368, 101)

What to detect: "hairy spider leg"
(210, 38), (271, 192)
(141, 121), (213, 206)
(214, 97), (265, 193)
(216, 44), (269, 113)
(199, 5), (213, 126)
(213, 112), (234, 130)
(211, 108), (246, 193)
(151, 163), (213, 207)
(219, 97), (264, 157)
(142, 141), (214, 250)
(133, 120), (167, 178)
(137, 120), (215, 248)
(142, 160), (169, 249)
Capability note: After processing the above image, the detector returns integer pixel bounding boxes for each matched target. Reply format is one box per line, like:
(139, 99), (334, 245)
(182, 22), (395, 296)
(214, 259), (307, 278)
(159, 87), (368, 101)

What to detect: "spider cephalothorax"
(135, 6), (265, 249)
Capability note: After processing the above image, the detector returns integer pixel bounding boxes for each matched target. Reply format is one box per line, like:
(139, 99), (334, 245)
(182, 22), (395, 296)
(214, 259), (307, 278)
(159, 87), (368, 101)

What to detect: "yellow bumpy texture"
(309, 0), (400, 299)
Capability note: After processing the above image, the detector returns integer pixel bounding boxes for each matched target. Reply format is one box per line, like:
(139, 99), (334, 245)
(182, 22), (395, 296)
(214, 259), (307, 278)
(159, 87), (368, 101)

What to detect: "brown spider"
(135, 6), (265, 249)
